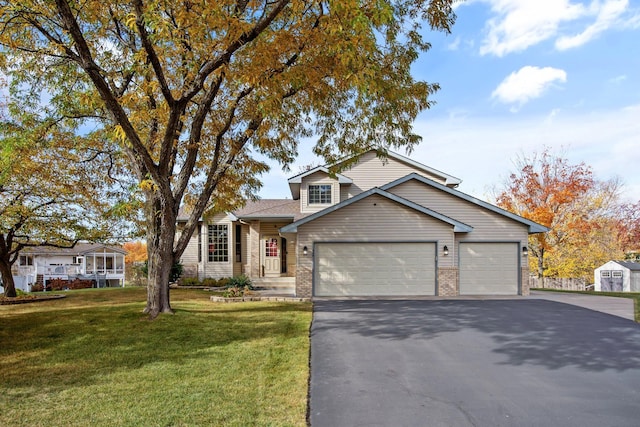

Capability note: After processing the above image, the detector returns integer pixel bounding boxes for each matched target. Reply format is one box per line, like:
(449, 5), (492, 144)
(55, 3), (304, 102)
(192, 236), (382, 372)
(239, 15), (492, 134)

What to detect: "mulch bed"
(0, 294), (67, 305)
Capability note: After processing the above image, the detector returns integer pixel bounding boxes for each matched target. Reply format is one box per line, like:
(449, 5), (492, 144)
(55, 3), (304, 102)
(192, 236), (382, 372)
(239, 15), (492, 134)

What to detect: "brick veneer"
(296, 261), (312, 298)
(438, 267), (458, 296)
(521, 267), (530, 296)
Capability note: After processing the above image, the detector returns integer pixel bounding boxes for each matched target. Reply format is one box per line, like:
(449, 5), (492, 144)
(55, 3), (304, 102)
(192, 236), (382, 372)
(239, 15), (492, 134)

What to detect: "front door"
(263, 236), (281, 276)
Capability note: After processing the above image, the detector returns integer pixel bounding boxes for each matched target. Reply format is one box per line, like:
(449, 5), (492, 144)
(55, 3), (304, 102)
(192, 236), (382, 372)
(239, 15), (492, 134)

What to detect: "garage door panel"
(315, 242), (435, 296)
(459, 243), (518, 295)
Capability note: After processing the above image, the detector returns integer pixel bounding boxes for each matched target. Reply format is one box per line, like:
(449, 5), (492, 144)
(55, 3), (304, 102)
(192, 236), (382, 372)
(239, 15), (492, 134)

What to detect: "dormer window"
(309, 184), (332, 204)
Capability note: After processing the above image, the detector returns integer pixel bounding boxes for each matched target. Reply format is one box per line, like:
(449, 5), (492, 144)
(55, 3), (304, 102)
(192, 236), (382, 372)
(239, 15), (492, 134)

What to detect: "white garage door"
(314, 242), (436, 296)
(459, 242), (519, 295)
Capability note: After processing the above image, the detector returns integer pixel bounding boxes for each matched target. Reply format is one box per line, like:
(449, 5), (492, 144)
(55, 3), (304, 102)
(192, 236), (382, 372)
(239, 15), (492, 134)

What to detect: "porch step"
(252, 277), (295, 291)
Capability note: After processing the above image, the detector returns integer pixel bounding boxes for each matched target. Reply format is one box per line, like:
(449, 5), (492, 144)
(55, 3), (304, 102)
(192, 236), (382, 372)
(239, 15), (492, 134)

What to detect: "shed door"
(600, 270), (623, 292)
(459, 243), (519, 295)
(314, 242), (436, 297)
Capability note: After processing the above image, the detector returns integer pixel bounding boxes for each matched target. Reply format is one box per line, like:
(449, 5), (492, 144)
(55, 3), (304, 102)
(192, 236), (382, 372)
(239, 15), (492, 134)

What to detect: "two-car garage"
(314, 242), (436, 297)
(313, 241), (520, 297)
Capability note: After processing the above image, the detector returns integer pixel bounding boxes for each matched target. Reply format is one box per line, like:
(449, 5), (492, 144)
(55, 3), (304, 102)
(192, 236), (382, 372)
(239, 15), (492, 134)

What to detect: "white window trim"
(308, 184), (332, 205)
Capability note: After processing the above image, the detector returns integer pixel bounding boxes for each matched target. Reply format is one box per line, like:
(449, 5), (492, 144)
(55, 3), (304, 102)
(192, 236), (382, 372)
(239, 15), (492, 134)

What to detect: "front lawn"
(532, 288), (640, 322)
(0, 287), (312, 426)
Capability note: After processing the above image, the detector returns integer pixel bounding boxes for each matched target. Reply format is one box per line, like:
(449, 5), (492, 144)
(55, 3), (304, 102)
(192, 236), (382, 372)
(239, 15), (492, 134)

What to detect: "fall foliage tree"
(123, 240), (148, 264)
(0, 1), (457, 316)
(496, 149), (626, 281)
(0, 105), (117, 297)
(616, 201), (640, 259)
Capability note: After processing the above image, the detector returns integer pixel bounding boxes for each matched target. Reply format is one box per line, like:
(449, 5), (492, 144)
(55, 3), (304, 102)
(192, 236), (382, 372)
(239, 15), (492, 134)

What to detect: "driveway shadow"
(312, 299), (640, 372)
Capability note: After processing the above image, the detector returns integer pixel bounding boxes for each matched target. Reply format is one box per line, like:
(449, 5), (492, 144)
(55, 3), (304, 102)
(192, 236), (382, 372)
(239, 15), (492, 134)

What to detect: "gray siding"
(389, 180), (529, 264)
(296, 193), (455, 269)
(339, 151), (448, 200)
(300, 171), (341, 214)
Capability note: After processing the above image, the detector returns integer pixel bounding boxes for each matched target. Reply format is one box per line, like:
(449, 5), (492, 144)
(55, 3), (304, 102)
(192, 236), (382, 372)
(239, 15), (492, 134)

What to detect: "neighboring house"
(178, 150), (548, 298)
(13, 243), (127, 289)
(594, 261), (640, 292)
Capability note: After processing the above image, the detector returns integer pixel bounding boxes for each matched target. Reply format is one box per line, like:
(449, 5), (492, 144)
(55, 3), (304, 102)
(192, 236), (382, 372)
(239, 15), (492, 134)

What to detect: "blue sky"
(260, 0), (640, 203)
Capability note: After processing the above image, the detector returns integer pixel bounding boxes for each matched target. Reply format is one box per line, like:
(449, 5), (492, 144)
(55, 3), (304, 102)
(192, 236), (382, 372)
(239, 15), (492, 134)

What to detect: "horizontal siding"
(340, 151), (448, 200)
(297, 193), (454, 268)
(300, 171), (340, 214)
(390, 180), (528, 264)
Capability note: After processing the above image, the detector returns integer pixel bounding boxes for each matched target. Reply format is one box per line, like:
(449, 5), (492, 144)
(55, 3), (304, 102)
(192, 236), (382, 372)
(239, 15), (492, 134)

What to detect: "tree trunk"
(0, 255), (17, 298)
(143, 195), (177, 318)
(537, 248), (545, 287)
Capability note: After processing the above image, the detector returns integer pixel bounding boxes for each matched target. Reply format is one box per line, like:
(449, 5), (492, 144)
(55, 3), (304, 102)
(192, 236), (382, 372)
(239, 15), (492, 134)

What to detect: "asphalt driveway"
(309, 299), (640, 427)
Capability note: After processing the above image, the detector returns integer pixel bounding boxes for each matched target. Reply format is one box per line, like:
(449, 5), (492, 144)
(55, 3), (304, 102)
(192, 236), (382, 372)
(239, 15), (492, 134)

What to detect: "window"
(19, 255), (33, 266)
(208, 224), (228, 262)
(235, 224), (242, 262)
(601, 271), (611, 278)
(197, 226), (202, 263)
(308, 184), (332, 204)
(612, 271), (623, 278)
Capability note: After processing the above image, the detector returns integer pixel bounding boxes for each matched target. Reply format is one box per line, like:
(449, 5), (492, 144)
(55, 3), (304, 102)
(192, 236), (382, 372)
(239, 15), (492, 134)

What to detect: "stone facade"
(521, 267), (530, 296)
(438, 267), (459, 296)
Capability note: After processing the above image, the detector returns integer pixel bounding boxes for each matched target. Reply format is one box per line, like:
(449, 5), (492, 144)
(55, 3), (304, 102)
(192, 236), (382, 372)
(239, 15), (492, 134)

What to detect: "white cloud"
(479, 0), (587, 56)
(447, 36), (461, 51)
(491, 66), (567, 109)
(608, 74), (628, 84)
(556, 0), (628, 50)
(474, 0), (634, 56)
(410, 103), (640, 202)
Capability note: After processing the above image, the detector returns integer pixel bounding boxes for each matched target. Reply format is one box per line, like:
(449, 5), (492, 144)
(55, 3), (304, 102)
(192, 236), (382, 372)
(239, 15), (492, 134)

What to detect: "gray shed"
(594, 261), (640, 292)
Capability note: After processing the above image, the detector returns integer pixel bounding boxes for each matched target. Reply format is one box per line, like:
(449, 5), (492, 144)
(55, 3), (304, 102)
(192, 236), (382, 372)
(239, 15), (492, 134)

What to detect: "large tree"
(496, 149), (625, 280)
(0, 0), (457, 317)
(0, 108), (117, 297)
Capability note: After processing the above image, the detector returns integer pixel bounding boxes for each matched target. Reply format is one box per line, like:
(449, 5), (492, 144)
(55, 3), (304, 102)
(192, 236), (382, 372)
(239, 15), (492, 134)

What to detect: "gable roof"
(610, 261), (640, 271)
(381, 173), (549, 234)
(21, 243), (127, 256)
(280, 187), (473, 233)
(287, 149), (462, 199)
(341, 150), (461, 187)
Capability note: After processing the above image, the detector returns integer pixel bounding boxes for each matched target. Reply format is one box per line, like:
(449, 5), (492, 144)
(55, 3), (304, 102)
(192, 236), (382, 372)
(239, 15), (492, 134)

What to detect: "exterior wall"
(300, 172), (340, 214)
(233, 223), (250, 276)
(631, 271), (640, 292)
(390, 180), (529, 268)
(438, 267), (458, 296)
(339, 151), (448, 200)
(521, 267), (530, 296)
(249, 221), (261, 278)
(179, 223), (202, 278)
(295, 194), (455, 297)
(202, 213), (234, 279)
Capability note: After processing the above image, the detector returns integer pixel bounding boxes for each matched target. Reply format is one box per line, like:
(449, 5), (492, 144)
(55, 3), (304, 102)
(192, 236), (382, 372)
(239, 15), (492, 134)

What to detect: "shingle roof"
(233, 199), (305, 221)
(613, 261), (640, 271)
(20, 243), (127, 256)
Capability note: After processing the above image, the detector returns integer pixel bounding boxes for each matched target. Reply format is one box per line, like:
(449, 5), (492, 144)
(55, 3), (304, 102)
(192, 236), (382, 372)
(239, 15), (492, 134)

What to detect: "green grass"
(0, 287), (312, 426)
(532, 288), (640, 322)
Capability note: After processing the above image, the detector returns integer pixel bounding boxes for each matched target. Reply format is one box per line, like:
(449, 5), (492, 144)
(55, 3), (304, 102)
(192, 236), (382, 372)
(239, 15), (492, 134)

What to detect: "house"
(178, 150), (548, 298)
(13, 243), (128, 290)
(594, 261), (640, 292)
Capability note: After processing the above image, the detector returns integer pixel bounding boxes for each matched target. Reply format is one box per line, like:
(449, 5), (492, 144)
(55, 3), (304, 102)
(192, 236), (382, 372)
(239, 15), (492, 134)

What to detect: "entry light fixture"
(303, 246), (308, 256)
(443, 245), (449, 256)
(522, 246), (528, 256)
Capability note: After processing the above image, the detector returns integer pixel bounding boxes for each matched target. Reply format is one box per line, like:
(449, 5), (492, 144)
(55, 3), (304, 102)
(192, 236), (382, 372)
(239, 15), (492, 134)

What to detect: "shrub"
(201, 278), (219, 288)
(226, 275), (253, 290)
(181, 277), (201, 286)
(140, 260), (184, 283)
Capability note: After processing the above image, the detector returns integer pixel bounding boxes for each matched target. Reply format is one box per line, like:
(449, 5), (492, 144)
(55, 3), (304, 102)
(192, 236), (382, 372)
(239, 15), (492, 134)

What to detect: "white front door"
(263, 236), (281, 276)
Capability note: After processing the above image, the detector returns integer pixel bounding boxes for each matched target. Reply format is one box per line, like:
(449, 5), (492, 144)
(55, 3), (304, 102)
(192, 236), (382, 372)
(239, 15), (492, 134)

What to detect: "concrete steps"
(252, 277), (295, 294)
